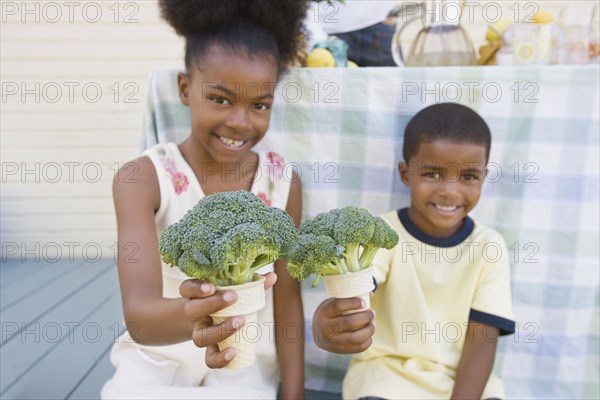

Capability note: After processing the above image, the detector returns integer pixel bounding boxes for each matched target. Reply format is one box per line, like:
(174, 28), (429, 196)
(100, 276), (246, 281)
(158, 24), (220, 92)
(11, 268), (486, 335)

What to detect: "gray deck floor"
(0, 259), (341, 400)
(1, 258), (122, 400)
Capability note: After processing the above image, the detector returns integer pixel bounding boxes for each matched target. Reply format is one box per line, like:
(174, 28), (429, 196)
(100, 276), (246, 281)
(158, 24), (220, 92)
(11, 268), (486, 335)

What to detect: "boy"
(313, 103), (515, 399)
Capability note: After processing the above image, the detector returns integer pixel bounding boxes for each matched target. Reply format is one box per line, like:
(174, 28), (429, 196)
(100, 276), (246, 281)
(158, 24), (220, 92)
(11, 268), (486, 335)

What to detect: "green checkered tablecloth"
(142, 66), (599, 399)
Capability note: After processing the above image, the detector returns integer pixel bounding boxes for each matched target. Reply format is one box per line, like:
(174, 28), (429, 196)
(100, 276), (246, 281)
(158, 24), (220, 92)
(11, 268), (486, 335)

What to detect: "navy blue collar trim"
(397, 208), (474, 248)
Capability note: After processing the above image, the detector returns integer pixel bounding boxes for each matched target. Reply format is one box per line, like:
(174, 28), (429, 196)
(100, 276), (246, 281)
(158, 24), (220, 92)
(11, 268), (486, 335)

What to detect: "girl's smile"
(216, 135), (248, 149)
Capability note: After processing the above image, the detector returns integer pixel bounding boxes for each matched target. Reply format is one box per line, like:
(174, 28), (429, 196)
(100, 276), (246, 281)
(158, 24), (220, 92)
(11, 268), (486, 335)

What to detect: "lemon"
(532, 11), (553, 24)
(306, 48), (336, 68)
(485, 19), (512, 41)
(347, 60), (358, 68)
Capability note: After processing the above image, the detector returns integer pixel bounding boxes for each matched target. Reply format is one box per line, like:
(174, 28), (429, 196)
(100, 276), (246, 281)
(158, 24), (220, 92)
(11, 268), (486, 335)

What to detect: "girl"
(102, 1), (308, 399)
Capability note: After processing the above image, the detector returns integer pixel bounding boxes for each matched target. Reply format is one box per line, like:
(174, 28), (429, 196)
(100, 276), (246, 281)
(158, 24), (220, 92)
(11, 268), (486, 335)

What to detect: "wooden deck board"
(0, 259), (26, 272)
(0, 259), (342, 399)
(66, 342), (117, 400)
(2, 290), (122, 399)
(1, 261), (114, 337)
(1, 266), (119, 393)
(1, 260), (85, 311)
(0, 260), (68, 289)
(0, 259), (122, 400)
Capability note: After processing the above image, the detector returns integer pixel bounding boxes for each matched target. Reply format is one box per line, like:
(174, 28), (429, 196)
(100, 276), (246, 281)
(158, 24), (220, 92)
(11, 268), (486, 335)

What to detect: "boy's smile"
(399, 141), (488, 238)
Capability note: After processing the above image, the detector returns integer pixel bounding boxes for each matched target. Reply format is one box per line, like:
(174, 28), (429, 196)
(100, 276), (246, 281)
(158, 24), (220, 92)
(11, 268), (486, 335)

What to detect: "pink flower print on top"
(266, 152), (285, 182)
(162, 157), (177, 174)
(257, 192), (272, 206)
(172, 172), (189, 195)
(157, 147), (190, 195)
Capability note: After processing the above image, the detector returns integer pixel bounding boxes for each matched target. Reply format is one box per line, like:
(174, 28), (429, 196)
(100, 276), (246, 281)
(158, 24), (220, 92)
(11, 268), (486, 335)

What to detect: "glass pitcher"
(391, 0), (477, 67)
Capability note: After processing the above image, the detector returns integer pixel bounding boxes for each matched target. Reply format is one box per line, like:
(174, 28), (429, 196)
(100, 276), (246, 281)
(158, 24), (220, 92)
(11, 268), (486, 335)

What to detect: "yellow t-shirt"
(343, 208), (515, 400)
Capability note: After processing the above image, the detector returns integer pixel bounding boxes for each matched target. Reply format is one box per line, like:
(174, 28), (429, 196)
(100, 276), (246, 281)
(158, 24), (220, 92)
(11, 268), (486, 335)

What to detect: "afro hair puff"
(159, 0), (309, 69)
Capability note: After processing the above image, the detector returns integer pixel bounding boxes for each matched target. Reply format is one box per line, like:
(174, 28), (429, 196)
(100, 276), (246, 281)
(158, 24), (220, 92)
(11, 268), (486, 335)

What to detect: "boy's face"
(399, 140), (488, 238)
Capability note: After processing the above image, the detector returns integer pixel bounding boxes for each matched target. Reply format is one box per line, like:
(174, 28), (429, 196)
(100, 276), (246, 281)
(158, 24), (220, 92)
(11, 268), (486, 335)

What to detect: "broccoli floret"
(178, 251), (217, 283)
(333, 207), (375, 273)
(256, 207), (298, 249)
(287, 206), (399, 284)
(159, 190), (297, 286)
(211, 223), (279, 285)
(158, 223), (182, 266)
(299, 208), (340, 237)
(358, 216), (400, 269)
(286, 234), (343, 282)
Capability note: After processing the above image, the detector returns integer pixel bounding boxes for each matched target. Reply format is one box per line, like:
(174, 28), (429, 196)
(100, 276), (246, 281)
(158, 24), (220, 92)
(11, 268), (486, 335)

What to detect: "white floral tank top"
(143, 142), (292, 298)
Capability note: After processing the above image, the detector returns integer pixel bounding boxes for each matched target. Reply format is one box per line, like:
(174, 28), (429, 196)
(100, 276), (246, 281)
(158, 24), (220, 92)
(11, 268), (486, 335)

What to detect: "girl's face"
(178, 47), (278, 165)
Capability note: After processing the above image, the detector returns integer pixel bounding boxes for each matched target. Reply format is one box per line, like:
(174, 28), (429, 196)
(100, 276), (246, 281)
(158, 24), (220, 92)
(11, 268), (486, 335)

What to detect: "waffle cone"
(323, 267), (374, 315)
(210, 274), (266, 369)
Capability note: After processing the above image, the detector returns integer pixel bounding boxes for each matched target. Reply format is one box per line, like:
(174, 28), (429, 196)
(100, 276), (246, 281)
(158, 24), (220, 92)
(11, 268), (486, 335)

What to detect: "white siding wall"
(1, 1), (184, 261)
(0, 1), (595, 260)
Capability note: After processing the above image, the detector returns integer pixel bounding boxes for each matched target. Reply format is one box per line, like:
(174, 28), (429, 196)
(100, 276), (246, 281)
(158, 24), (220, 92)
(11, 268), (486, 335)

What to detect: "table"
(143, 65), (599, 399)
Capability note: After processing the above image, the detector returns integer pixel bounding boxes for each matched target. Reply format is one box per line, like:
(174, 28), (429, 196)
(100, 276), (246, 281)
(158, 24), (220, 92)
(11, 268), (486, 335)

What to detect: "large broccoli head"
(288, 206), (399, 285)
(159, 190), (297, 285)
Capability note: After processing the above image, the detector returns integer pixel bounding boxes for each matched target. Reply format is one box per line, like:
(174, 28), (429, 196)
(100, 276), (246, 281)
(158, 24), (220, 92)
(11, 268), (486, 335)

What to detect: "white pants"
(101, 341), (276, 399)
(102, 290), (279, 399)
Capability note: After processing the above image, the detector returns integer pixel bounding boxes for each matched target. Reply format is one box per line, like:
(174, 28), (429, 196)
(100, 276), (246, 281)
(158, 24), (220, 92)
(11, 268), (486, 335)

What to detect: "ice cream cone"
(323, 267), (375, 315)
(210, 274), (266, 369)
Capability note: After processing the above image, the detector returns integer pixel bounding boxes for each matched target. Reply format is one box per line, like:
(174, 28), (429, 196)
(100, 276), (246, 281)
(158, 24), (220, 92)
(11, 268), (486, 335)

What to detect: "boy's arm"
(451, 321), (498, 400)
(274, 172), (304, 399)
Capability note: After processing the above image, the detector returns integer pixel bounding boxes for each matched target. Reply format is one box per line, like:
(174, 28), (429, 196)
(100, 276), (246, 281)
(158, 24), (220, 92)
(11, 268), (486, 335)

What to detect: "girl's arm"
(113, 157), (239, 352)
(273, 171), (304, 399)
(450, 321), (498, 400)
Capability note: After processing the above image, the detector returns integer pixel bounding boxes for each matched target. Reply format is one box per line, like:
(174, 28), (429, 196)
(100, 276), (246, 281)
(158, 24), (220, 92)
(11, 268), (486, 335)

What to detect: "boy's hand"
(312, 297), (375, 354)
(179, 272), (277, 368)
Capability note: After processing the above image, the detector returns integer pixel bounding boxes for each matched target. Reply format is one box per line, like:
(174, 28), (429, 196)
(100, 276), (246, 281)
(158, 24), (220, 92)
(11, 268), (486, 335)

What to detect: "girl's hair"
(159, 0), (309, 77)
(403, 103), (492, 162)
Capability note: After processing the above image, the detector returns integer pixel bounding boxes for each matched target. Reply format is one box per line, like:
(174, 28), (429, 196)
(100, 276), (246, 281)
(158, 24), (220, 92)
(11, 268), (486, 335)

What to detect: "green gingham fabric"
(142, 66), (600, 399)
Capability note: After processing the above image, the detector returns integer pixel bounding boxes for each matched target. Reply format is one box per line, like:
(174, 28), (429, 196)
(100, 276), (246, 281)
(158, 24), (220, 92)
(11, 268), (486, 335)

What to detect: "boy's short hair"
(403, 103), (491, 162)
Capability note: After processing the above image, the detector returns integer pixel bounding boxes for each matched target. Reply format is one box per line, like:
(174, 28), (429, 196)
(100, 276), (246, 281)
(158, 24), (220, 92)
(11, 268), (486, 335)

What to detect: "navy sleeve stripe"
(469, 309), (515, 336)
(372, 276), (378, 292)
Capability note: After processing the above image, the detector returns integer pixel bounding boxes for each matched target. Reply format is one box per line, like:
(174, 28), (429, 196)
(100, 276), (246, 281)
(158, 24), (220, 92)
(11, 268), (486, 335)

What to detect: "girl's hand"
(179, 272), (277, 368)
